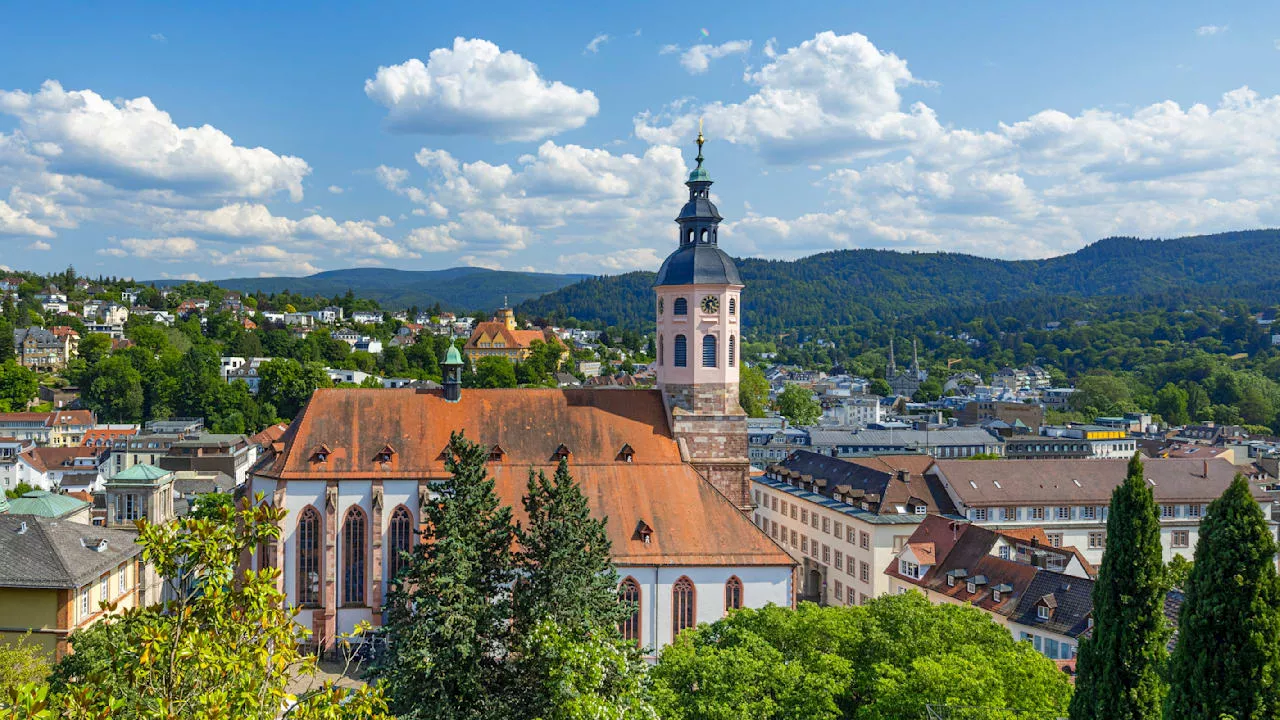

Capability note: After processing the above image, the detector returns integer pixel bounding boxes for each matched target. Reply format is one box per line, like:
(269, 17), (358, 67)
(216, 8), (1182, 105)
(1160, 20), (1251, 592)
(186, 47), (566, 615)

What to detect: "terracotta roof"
(81, 427), (138, 445)
(907, 541), (936, 564)
(465, 322), (550, 351)
(261, 388), (792, 568)
(931, 457), (1273, 505)
(21, 446), (103, 473)
(250, 422), (289, 447)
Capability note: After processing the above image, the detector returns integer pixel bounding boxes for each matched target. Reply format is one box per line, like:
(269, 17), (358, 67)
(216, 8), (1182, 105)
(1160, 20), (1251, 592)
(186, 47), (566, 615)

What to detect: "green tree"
(912, 376), (943, 402)
(776, 384), (821, 426)
(0, 634), (50, 696)
(257, 358), (330, 421)
(0, 361), (38, 412)
(868, 378), (893, 397)
(474, 355), (517, 388)
(83, 355), (144, 422)
(1154, 383), (1189, 425)
(1165, 475), (1280, 719)
(738, 366), (770, 418)
(1184, 382), (1210, 420)
(1069, 453), (1169, 720)
(518, 620), (655, 720)
(24, 497), (389, 719)
(1164, 553), (1193, 591)
(188, 492), (236, 521)
(1070, 374), (1135, 416)
(373, 432), (518, 719)
(0, 316), (13, 359)
(76, 333), (112, 367)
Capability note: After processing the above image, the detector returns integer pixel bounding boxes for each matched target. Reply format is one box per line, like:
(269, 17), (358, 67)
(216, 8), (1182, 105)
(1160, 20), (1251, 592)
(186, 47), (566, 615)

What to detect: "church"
(248, 132), (795, 653)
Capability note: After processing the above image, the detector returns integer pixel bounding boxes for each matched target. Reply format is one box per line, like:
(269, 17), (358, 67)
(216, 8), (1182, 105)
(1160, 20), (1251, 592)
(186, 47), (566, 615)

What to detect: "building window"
(999, 545), (1010, 560)
(899, 560), (919, 579)
(725, 576), (743, 612)
(973, 508), (988, 521)
(822, 516), (830, 534)
(992, 588), (1002, 602)
(810, 513), (818, 529)
(790, 529), (798, 547)
(834, 550), (844, 570)
(118, 564), (127, 593)
(1189, 504), (1203, 519)
(915, 505), (927, 516)
(947, 574), (956, 587)
(1056, 507), (1070, 520)
(657, 335), (663, 366)
(729, 297), (736, 316)
(860, 531), (870, 550)
(673, 576), (696, 638)
(966, 581), (977, 594)
(387, 506), (413, 582)
(833, 579), (844, 600)
(858, 561), (869, 583)
(1046, 533), (1063, 548)
(619, 577), (641, 643)
(771, 496), (778, 511)
(1031, 507), (1045, 521)
(342, 507), (367, 606)
(1082, 506), (1096, 520)
(833, 521), (843, 539)
(702, 335), (717, 368)
(770, 520), (778, 538)
(728, 336), (736, 367)
(801, 509), (809, 524)
(100, 573), (109, 601)
(1037, 605), (1051, 620)
(1005, 507), (1017, 521)
(296, 506), (321, 606)
(1088, 531), (1106, 549)
(673, 297), (688, 316)
(822, 545), (830, 563)
(1172, 530), (1190, 548)
(1160, 505), (1175, 519)
(80, 586), (90, 619)
(790, 505), (798, 520)
(801, 536), (809, 553)
(673, 334), (687, 367)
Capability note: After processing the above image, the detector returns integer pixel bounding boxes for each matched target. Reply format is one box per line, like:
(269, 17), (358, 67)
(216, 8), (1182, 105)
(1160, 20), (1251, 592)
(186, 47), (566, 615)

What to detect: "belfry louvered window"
(673, 297), (688, 315)
(728, 336), (736, 367)
(674, 335), (687, 367)
(702, 335), (717, 367)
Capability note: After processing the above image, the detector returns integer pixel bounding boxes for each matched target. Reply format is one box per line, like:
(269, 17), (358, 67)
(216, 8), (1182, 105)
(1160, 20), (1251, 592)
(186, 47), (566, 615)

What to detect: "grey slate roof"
(808, 426), (1001, 448)
(654, 244), (742, 286)
(1009, 571), (1095, 637)
(0, 515), (142, 589)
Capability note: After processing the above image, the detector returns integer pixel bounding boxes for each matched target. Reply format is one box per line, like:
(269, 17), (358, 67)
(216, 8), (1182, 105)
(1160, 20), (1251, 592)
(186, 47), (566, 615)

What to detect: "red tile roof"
(262, 388), (793, 568)
(465, 322), (551, 351)
(81, 427), (138, 445)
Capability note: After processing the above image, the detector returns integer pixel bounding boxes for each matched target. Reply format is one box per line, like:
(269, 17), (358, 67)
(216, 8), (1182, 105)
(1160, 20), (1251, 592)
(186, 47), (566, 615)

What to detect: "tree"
(776, 384), (821, 426)
(1165, 475), (1280, 719)
(373, 433), (518, 719)
(651, 595), (1071, 720)
(22, 497), (389, 719)
(1164, 553), (1192, 591)
(0, 361), (38, 412)
(1184, 382), (1210, 420)
(77, 333), (112, 367)
(0, 316), (13, 359)
(912, 376), (943, 402)
(83, 355), (144, 422)
(518, 620), (655, 720)
(187, 492), (236, 521)
(1070, 374), (1135, 416)
(739, 366), (770, 418)
(258, 358), (330, 421)
(474, 356), (517, 388)
(0, 634), (50, 696)
(1069, 453), (1170, 720)
(1153, 383), (1189, 426)
(868, 378), (893, 397)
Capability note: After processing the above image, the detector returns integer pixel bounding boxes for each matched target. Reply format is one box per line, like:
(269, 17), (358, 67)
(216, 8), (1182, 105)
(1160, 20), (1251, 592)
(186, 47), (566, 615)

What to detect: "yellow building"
(0, 514), (142, 658)
(463, 307), (553, 364)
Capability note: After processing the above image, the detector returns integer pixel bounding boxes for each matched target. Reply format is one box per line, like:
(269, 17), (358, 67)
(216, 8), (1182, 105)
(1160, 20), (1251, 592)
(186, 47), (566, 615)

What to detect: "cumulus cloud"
(27, 240), (52, 251)
(674, 40), (752, 74)
(364, 37), (599, 141)
(150, 33), (167, 42)
(1196, 24), (1228, 36)
(327, 184), (344, 194)
(0, 81), (310, 201)
(0, 198), (55, 237)
(158, 202), (411, 260)
(99, 234), (321, 275)
(584, 34), (609, 54)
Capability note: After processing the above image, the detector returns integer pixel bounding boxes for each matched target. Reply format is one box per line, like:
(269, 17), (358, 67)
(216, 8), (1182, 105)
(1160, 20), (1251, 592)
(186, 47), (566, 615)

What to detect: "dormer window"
(617, 443), (635, 463)
(375, 445), (395, 464)
(310, 445), (331, 463)
(1037, 605), (1050, 620)
(966, 581), (977, 594)
(947, 574), (956, 587)
(634, 520), (654, 545)
(554, 443), (571, 460)
(992, 588), (1002, 602)
(488, 444), (505, 462)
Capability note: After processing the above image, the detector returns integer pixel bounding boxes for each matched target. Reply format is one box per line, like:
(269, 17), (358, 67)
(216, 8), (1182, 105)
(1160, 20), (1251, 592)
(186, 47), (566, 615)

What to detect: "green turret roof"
(444, 346), (463, 365)
(7, 490), (90, 519)
(110, 464), (171, 485)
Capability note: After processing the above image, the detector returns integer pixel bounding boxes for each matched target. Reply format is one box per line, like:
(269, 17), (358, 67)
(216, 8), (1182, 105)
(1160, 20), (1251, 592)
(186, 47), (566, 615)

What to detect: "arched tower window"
(674, 335), (687, 367)
(702, 335), (717, 368)
(341, 506), (367, 606)
(729, 297), (736, 316)
(673, 297), (688, 315)
(728, 336), (736, 367)
(700, 228), (709, 243)
(619, 577), (642, 644)
(387, 506), (413, 582)
(296, 506), (321, 607)
(658, 335), (664, 366)
(725, 576), (743, 612)
(673, 576), (696, 638)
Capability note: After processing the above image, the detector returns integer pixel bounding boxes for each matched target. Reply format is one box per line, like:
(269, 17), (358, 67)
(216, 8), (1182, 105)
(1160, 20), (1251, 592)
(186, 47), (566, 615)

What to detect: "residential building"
(752, 451), (957, 606)
(956, 401), (1044, 433)
(11, 446), (108, 492)
(80, 425), (138, 452)
(992, 367), (1029, 392)
(1004, 436), (1093, 460)
(354, 337), (383, 354)
(927, 457), (1280, 564)
(747, 417), (810, 467)
(808, 426), (1003, 459)
(885, 516), (1109, 661)
(0, 515), (143, 658)
(1042, 425), (1136, 458)
(157, 433), (257, 486)
(13, 327), (77, 371)
(1041, 388), (1078, 411)
(326, 368), (380, 386)
(351, 311), (383, 324)
(109, 431), (186, 478)
(820, 393), (883, 428)
(224, 357), (273, 393)
(37, 385), (80, 409)
(0, 410), (96, 446)
(332, 329), (361, 346)
(464, 307), (553, 363)
(0, 437), (35, 492)
(249, 140), (795, 654)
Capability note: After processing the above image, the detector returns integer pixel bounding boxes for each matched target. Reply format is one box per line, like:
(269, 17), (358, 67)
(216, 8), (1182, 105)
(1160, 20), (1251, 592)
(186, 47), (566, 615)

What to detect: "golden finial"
(696, 117), (705, 148)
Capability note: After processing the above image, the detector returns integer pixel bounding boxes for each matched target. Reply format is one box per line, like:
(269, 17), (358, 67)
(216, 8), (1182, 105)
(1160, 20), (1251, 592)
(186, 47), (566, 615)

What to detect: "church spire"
(676, 121), (721, 248)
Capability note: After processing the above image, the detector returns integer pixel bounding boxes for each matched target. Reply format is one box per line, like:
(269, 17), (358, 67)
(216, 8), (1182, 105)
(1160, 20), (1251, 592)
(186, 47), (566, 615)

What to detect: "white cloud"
(675, 40), (752, 74)
(659, 44), (680, 55)
(150, 33), (167, 43)
(585, 34), (609, 54)
(364, 37), (599, 142)
(0, 81), (310, 201)
(27, 239), (52, 251)
(0, 198), (55, 237)
(327, 184), (344, 194)
(100, 234), (321, 275)
(118, 235), (199, 258)
(1196, 25), (1228, 36)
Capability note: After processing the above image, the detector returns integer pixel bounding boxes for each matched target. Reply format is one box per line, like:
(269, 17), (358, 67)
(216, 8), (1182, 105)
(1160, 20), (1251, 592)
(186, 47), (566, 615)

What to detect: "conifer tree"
(373, 432), (517, 720)
(1164, 475), (1280, 719)
(513, 457), (628, 637)
(1069, 453), (1170, 720)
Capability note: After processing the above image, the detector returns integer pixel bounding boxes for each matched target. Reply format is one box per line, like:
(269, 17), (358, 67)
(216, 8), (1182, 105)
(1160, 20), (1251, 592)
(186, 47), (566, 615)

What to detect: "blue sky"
(2, 1), (1279, 280)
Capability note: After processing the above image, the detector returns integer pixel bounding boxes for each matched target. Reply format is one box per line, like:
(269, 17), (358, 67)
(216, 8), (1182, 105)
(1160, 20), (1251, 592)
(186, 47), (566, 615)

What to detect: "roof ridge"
(36, 518), (76, 586)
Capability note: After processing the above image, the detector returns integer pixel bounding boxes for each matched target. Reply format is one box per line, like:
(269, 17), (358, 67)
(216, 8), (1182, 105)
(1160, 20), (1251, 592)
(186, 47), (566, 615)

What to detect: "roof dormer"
(634, 520), (654, 545)
(617, 443), (635, 463)
(310, 444), (332, 463)
(553, 443), (571, 461)
(375, 444), (396, 464)
(488, 444), (506, 462)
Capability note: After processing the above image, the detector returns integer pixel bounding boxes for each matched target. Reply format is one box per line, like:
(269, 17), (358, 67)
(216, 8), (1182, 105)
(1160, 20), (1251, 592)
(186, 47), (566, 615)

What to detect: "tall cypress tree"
(1165, 475), (1280, 719)
(1070, 453), (1170, 720)
(373, 432), (517, 720)
(513, 457), (627, 635)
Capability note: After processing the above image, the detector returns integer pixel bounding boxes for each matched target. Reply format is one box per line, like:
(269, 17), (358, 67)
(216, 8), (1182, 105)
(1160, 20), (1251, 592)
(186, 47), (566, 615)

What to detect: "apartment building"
(0, 410), (96, 447)
(927, 457), (1280, 565)
(752, 451), (958, 606)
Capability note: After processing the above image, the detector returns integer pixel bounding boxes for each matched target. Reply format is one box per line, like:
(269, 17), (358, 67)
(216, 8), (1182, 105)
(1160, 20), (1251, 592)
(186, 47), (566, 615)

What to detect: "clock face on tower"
(700, 295), (720, 314)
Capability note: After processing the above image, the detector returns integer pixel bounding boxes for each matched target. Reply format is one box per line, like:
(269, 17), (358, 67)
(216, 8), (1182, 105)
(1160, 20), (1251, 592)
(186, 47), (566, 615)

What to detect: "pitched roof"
(932, 457), (1273, 505)
(260, 388), (793, 568)
(6, 490), (90, 518)
(110, 464), (171, 483)
(767, 450), (957, 516)
(0, 515), (142, 589)
(20, 446), (103, 473)
(465, 322), (550, 351)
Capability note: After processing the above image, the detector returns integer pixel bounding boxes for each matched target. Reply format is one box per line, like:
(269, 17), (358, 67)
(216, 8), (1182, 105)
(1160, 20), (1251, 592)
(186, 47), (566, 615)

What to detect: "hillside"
(517, 230), (1280, 332)
(210, 267), (589, 312)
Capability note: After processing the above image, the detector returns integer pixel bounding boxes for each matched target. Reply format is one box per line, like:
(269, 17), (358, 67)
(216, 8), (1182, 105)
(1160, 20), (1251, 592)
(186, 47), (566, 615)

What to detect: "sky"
(2, 1), (1280, 281)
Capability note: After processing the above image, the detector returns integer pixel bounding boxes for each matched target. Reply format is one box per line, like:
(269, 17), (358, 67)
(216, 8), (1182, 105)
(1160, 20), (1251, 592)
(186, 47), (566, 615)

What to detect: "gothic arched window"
(673, 297), (688, 316)
(619, 577), (641, 644)
(728, 336), (736, 367)
(673, 576), (696, 638)
(341, 507), (367, 606)
(725, 576), (743, 612)
(296, 506), (321, 607)
(674, 335), (687, 367)
(702, 334), (717, 368)
(729, 297), (736, 316)
(387, 506), (413, 582)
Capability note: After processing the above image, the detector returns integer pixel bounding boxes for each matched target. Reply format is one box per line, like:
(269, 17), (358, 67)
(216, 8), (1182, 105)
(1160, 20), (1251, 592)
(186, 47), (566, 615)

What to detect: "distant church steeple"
(676, 119), (723, 249)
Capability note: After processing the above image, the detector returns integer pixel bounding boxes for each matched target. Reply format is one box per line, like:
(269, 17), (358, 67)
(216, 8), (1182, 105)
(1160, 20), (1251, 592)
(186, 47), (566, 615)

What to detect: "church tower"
(654, 128), (751, 510)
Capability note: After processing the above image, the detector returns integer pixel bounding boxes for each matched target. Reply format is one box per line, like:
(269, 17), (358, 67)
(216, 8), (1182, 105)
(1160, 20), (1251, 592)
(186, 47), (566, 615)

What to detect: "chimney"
(1203, 459), (1209, 479)
(897, 469), (910, 483)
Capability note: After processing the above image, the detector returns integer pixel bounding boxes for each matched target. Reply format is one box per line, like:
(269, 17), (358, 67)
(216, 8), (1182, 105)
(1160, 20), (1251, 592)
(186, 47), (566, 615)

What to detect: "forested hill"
(210, 267), (589, 312)
(517, 230), (1280, 332)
